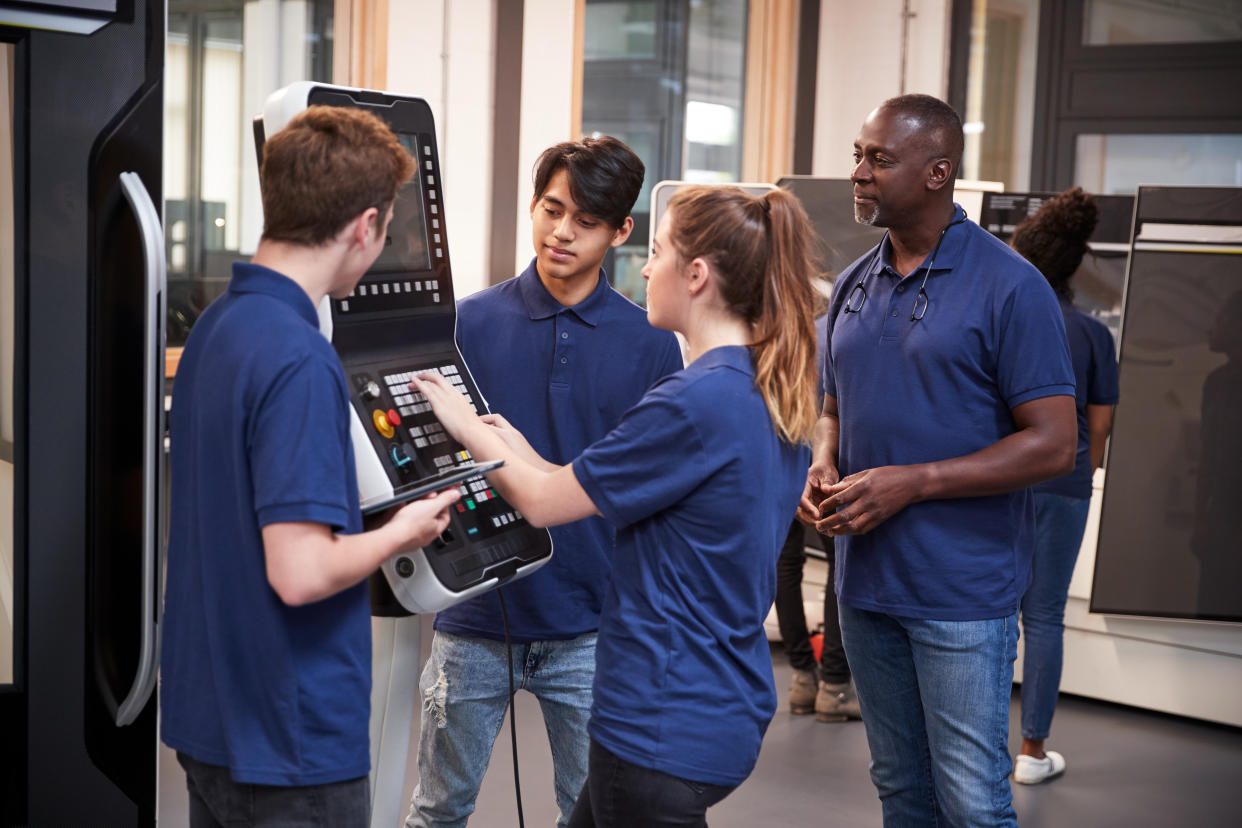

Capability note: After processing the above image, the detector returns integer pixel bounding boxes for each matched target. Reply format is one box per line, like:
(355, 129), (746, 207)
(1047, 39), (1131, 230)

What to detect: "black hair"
(880, 93), (965, 171)
(1011, 187), (1099, 301)
(532, 136), (645, 229)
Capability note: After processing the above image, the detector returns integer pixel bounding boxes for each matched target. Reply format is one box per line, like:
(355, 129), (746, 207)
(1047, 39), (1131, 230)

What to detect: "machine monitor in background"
(775, 177), (1003, 282)
(979, 190), (1136, 343)
(255, 83), (552, 616)
(774, 176), (885, 280)
(1091, 186), (1242, 623)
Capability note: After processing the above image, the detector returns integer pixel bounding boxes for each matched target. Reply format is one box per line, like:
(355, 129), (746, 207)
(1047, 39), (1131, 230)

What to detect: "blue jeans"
(839, 605), (1019, 828)
(567, 739), (735, 828)
(1020, 492), (1091, 741)
(177, 752), (368, 828)
(407, 629), (596, 828)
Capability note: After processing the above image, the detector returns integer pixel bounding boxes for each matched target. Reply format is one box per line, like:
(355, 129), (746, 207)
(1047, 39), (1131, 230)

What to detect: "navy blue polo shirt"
(1034, 300), (1119, 499)
(574, 346), (810, 786)
(161, 262), (370, 786)
(825, 206), (1075, 620)
(437, 260), (683, 642)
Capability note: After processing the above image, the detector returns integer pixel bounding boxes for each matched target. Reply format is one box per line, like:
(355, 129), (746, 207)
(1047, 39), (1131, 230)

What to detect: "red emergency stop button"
(386, 408), (401, 427)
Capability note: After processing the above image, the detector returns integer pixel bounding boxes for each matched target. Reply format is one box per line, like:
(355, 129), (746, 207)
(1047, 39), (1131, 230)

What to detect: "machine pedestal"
(369, 615), (423, 828)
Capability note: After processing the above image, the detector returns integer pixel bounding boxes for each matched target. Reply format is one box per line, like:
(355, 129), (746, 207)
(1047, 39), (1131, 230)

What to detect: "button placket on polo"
(552, 311), (573, 384)
(879, 269), (907, 340)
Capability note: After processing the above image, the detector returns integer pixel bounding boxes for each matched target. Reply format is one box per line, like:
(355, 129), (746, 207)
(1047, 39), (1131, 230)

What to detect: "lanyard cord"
(842, 210), (967, 322)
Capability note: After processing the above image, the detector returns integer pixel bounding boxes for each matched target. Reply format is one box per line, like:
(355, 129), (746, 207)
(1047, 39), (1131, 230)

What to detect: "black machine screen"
(371, 132), (433, 275)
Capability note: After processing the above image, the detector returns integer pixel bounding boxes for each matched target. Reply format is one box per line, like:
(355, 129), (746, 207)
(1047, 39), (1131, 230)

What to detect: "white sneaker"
(1013, 751), (1066, 784)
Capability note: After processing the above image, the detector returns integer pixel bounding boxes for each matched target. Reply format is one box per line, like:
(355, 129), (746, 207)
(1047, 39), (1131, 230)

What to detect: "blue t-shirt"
(436, 260), (683, 642)
(1033, 300), (1119, 499)
(160, 263), (370, 786)
(825, 206), (1075, 621)
(574, 346), (810, 786)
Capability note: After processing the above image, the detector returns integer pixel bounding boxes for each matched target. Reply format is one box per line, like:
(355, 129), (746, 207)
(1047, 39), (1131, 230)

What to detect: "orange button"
(386, 408), (402, 427)
(373, 409), (395, 439)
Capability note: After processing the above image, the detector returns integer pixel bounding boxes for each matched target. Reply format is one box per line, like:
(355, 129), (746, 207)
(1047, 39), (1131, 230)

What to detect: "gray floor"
(157, 643), (1242, 828)
(435, 652), (1242, 828)
(155, 553), (1242, 826)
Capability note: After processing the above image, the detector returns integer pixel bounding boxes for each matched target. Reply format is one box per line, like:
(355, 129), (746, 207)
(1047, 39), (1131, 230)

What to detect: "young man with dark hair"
(407, 136), (683, 828)
(801, 94), (1077, 827)
(161, 105), (460, 827)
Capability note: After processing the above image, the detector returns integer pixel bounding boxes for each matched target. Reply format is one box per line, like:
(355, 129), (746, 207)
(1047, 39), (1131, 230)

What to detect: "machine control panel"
(258, 82), (552, 613)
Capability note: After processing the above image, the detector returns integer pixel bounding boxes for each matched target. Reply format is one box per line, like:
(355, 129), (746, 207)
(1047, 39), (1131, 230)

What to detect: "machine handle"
(114, 171), (166, 726)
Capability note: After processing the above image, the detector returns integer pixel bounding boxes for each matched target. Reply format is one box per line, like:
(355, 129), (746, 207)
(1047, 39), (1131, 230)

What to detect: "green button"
(467, 500), (476, 510)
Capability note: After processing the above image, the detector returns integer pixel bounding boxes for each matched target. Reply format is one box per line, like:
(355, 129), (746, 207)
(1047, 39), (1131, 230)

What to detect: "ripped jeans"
(406, 629), (597, 828)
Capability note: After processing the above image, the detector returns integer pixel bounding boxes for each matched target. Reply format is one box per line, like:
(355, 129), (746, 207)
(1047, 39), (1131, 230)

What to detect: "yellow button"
(373, 409), (395, 439)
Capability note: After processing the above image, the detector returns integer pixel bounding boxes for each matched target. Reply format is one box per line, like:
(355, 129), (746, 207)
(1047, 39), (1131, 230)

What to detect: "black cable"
(498, 586), (525, 828)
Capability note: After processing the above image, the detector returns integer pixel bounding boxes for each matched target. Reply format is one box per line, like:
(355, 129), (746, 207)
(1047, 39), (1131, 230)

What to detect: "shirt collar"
(516, 258), (612, 326)
(873, 203), (969, 279)
(692, 344), (755, 377)
(228, 262), (320, 328)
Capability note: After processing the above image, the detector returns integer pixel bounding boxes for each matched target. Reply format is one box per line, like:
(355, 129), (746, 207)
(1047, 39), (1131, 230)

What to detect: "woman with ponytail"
(412, 185), (820, 826)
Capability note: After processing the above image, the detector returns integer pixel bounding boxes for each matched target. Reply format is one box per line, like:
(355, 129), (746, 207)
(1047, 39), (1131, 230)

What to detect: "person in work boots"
(781, 314), (860, 722)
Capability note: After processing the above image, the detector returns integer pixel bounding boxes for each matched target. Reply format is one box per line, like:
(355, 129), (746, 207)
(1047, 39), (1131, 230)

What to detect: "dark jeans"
(177, 752), (370, 828)
(773, 519), (850, 684)
(567, 739), (735, 828)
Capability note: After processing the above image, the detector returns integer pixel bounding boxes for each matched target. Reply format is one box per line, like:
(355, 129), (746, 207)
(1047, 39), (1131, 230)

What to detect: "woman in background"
(413, 185), (820, 827)
(1010, 186), (1119, 784)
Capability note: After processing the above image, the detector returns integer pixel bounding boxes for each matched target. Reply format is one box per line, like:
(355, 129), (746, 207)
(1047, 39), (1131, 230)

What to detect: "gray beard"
(855, 204), (879, 226)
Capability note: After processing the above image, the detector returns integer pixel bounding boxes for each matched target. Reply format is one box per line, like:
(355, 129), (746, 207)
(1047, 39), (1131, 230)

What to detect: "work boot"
(788, 669), (818, 714)
(815, 680), (862, 722)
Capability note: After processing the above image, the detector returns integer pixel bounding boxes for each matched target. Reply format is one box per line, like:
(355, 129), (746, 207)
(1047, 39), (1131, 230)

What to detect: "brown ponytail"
(666, 186), (823, 444)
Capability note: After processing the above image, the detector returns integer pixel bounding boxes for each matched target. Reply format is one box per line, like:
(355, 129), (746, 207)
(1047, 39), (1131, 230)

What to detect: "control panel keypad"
(380, 365), (478, 472)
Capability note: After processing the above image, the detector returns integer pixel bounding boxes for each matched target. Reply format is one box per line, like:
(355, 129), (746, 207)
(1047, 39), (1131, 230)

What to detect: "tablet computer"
(360, 459), (505, 516)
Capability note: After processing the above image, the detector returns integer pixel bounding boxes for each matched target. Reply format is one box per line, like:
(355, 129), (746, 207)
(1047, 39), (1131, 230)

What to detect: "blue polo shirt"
(574, 346), (810, 786)
(161, 262), (370, 786)
(1033, 300), (1119, 499)
(436, 260), (683, 642)
(825, 206), (1075, 621)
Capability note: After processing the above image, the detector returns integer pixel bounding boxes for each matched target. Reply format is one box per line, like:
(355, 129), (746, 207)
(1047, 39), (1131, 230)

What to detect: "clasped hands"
(797, 464), (923, 536)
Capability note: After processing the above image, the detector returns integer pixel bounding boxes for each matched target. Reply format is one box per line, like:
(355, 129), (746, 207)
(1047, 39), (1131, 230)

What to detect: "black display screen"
(1093, 246), (1242, 621)
(370, 133), (432, 274)
(775, 176), (887, 279)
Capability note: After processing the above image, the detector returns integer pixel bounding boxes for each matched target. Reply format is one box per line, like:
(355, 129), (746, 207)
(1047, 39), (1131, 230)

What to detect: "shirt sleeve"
(823, 279), (853, 403)
(1088, 321), (1120, 405)
(454, 298), (481, 377)
(572, 384), (710, 530)
(249, 354), (355, 531)
(996, 273), (1077, 408)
